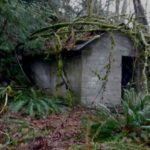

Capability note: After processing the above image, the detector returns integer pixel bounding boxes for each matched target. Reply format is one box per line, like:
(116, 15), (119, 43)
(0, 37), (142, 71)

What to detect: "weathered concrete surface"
(26, 31), (136, 107)
(48, 54), (82, 97)
(81, 32), (136, 107)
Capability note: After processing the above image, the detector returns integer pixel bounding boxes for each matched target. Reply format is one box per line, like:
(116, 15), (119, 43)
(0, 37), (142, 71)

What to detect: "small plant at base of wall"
(89, 88), (150, 145)
(9, 88), (69, 118)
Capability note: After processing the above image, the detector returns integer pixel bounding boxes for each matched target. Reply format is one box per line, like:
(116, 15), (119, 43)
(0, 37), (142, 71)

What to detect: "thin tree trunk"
(121, 0), (127, 15)
(115, 0), (121, 21)
(106, 0), (110, 16)
(120, 0), (128, 22)
(115, 0), (120, 16)
(99, 0), (102, 10)
(87, 0), (94, 17)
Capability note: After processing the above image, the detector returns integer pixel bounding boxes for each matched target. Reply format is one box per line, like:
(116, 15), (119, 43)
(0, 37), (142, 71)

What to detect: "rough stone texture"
(28, 31), (136, 107)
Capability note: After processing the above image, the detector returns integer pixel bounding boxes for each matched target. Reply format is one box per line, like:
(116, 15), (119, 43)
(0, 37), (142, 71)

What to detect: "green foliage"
(0, 0), (56, 52)
(90, 89), (150, 143)
(0, 0), (78, 53)
(91, 117), (123, 141)
(0, 86), (8, 99)
(81, 108), (123, 142)
(9, 88), (68, 118)
(0, 0), (59, 85)
(65, 90), (78, 106)
(122, 89), (150, 131)
(0, 55), (28, 85)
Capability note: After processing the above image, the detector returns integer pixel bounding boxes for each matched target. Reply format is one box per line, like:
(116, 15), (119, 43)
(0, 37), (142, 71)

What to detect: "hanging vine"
(25, 15), (150, 98)
(140, 30), (149, 93)
(54, 32), (75, 105)
(91, 32), (116, 105)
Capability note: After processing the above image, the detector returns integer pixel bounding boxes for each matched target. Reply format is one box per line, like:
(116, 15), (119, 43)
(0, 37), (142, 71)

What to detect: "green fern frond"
(10, 99), (28, 112)
(27, 99), (34, 117)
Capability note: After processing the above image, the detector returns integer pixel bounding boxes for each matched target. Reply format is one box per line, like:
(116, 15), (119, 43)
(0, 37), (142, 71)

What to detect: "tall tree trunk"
(133, 0), (149, 93)
(106, 0), (110, 16)
(115, 0), (120, 21)
(120, 0), (127, 22)
(87, 0), (94, 17)
(97, 0), (103, 16)
(115, 0), (120, 16)
(121, 0), (127, 16)
(133, 0), (148, 26)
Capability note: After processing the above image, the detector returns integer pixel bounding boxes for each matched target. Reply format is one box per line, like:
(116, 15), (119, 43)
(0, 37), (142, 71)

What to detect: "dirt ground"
(0, 107), (91, 150)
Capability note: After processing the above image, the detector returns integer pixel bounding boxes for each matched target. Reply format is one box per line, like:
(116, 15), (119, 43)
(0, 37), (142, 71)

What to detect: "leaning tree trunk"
(115, 0), (120, 21)
(133, 0), (148, 26)
(133, 0), (149, 93)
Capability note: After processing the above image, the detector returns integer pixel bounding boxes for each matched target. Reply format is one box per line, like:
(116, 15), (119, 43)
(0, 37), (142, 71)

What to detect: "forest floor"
(0, 106), (149, 150)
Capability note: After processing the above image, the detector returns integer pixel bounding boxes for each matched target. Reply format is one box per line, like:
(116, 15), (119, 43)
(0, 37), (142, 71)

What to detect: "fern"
(10, 99), (28, 112)
(91, 117), (122, 141)
(122, 89), (150, 130)
(90, 89), (150, 142)
(9, 89), (68, 118)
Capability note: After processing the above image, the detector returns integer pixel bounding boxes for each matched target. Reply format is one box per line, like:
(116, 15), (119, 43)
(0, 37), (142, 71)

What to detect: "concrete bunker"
(23, 31), (137, 107)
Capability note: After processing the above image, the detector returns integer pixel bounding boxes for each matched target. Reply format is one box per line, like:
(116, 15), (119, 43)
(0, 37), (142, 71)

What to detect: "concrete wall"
(49, 54), (82, 97)
(81, 32), (135, 107)
(28, 31), (136, 107)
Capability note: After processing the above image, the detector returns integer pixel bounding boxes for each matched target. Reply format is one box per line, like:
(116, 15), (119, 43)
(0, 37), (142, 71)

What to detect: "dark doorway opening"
(122, 56), (135, 95)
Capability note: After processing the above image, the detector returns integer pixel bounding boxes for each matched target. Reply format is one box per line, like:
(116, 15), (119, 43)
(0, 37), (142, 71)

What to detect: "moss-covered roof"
(20, 16), (149, 57)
